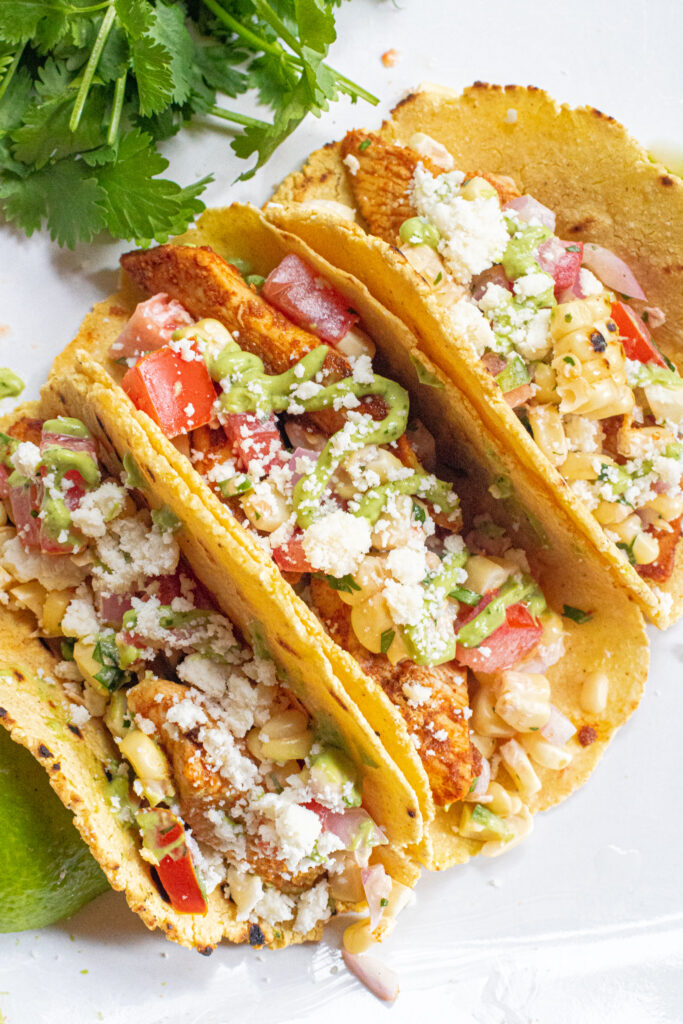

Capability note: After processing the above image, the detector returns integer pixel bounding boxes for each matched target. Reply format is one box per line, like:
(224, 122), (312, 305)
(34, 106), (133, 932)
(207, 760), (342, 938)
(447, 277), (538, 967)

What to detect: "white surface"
(1, 1), (683, 1020)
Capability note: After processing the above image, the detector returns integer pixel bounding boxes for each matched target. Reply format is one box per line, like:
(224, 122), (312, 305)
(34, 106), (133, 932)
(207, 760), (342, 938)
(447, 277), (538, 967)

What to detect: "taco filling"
(115, 244), (585, 856)
(337, 131), (683, 585)
(0, 413), (407, 938)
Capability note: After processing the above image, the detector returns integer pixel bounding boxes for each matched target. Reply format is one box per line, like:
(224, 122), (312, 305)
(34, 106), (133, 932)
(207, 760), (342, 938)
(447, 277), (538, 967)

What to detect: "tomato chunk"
(222, 412), (286, 475)
(262, 253), (360, 344)
(455, 600), (543, 672)
(110, 294), (193, 359)
(122, 345), (216, 438)
(610, 301), (666, 366)
(9, 478), (41, 549)
(538, 238), (583, 293)
(272, 532), (313, 573)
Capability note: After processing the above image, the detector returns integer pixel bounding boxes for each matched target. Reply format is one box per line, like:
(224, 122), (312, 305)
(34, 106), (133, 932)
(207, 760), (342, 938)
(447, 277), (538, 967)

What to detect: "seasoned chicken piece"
(340, 131), (445, 243)
(189, 424), (234, 487)
(638, 515), (681, 583)
(126, 677), (323, 891)
(340, 132), (521, 245)
(310, 579), (473, 804)
(120, 244), (387, 435)
(7, 417), (45, 445)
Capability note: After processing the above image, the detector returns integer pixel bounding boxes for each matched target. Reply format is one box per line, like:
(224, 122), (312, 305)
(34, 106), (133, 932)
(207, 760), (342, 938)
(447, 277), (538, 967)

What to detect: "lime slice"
(0, 725), (109, 932)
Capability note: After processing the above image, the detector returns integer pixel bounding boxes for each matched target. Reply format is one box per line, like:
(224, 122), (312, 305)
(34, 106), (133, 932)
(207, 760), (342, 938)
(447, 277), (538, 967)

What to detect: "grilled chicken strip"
(340, 130), (521, 243)
(121, 244), (387, 435)
(310, 578), (473, 805)
(127, 677), (324, 891)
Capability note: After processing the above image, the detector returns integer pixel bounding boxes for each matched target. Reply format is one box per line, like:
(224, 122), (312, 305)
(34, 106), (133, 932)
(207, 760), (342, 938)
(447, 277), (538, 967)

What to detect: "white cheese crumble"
(12, 442), (42, 478)
(68, 703), (90, 727)
(61, 591), (100, 641)
(70, 482), (125, 538)
(294, 880), (331, 935)
(412, 164), (509, 283)
(578, 268), (604, 296)
(1, 536), (88, 590)
(343, 153), (360, 176)
(302, 510), (371, 576)
(513, 272), (554, 299)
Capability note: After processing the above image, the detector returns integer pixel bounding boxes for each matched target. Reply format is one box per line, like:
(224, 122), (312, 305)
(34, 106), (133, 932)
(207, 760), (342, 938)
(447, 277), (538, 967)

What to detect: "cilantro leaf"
(93, 129), (209, 243)
(130, 34), (174, 116)
(114, 0), (154, 40)
(0, 0), (70, 45)
(147, 2), (194, 106)
(0, 158), (107, 246)
(10, 84), (106, 168)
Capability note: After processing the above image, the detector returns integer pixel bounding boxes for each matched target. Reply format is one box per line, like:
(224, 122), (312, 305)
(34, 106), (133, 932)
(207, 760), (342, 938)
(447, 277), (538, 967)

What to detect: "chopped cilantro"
(92, 634), (129, 691)
(412, 501), (426, 524)
(564, 313), (573, 323)
(617, 538), (637, 565)
(380, 897), (388, 907)
(449, 585), (481, 606)
(563, 355), (575, 365)
(641, 310), (649, 323)
(566, 244), (581, 253)
(380, 628), (395, 654)
(60, 638), (75, 661)
(246, 274), (265, 289)
(433, 271), (443, 285)
(359, 138), (371, 151)
(562, 605), (593, 624)
(316, 573), (361, 594)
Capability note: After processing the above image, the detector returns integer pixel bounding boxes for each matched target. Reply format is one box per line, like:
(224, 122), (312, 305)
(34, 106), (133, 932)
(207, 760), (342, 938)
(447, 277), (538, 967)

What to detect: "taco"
(50, 203), (647, 877)
(266, 83), (683, 629)
(0, 393), (423, 953)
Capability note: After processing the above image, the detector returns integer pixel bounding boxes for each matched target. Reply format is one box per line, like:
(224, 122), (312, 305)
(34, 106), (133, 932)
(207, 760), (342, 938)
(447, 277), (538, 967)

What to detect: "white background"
(1, 1), (683, 1020)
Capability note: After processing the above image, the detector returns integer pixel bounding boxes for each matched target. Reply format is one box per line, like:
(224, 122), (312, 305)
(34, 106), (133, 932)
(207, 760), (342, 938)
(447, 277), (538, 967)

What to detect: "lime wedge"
(0, 725), (109, 932)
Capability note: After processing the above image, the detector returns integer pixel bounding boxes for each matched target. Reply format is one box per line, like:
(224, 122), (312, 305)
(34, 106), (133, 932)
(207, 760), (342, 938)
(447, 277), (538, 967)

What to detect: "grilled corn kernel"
(255, 710), (313, 762)
(520, 732), (573, 770)
(73, 640), (108, 695)
(351, 592), (395, 655)
(532, 363), (559, 404)
(460, 176), (498, 201)
(241, 480), (290, 533)
(464, 555), (513, 595)
(471, 688), (516, 739)
(119, 729), (174, 806)
(593, 500), (633, 525)
(486, 781), (515, 817)
(41, 589), (74, 636)
(334, 447), (405, 500)
(631, 531), (659, 565)
(493, 671), (551, 732)
(581, 670), (609, 715)
(499, 739), (542, 797)
(608, 514), (642, 545)
(551, 297), (611, 341)
(336, 555), (385, 607)
(10, 581), (46, 620)
(328, 856), (365, 903)
(645, 492), (683, 522)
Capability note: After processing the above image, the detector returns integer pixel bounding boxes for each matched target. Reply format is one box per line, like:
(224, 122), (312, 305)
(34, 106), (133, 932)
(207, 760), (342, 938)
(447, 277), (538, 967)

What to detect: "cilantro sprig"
(0, 0), (376, 247)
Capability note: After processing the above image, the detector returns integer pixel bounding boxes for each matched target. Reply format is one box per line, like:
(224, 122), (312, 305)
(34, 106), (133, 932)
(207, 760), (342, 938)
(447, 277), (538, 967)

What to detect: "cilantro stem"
(107, 71), (126, 146)
(69, 4), (116, 133)
(201, 0), (283, 59)
(0, 44), (25, 104)
(251, 0), (303, 58)
(326, 68), (379, 106)
(208, 105), (269, 129)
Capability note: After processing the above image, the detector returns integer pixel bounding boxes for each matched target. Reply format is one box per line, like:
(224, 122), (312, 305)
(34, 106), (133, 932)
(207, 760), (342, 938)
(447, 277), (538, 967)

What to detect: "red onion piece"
(342, 951), (399, 1003)
(541, 705), (576, 746)
(306, 802), (387, 850)
(360, 865), (392, 931)
(471, 756), (491, 797)
(504, 195), (556, 232)
(288, 447), (320, 487)
(472, 264), (512, 302)
(97, 592), (134, 627)
(284, 419), (329, 452)
(110, 294), (193, 359)
(581, 244), (646, 300)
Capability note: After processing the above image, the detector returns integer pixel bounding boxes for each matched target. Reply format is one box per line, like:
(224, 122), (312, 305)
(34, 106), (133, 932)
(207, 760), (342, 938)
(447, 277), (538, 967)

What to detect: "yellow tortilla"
(267, 82), (683, 628)
(49, 203), (649, 871)
(0, 395), (421, 950)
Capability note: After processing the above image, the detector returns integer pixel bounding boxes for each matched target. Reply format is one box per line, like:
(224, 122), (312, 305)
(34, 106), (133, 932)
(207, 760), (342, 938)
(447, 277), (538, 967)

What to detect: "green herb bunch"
(0, 0), (375, 247)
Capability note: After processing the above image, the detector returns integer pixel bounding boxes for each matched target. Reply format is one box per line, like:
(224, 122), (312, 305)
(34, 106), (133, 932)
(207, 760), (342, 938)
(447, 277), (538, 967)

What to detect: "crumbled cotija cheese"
(302, 510), (371, 576)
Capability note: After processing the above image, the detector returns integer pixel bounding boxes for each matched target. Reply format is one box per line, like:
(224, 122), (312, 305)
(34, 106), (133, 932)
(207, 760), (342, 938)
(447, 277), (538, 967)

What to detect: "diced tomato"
(272, 532), (313, 573)
(40, 429), (97, 457)
(110, 294), (194, 360)
(222, 413), (286, 475)
(138, 811), (207, 916)
(455, 599), (543, 672)
(122, 345), (217, 438)
(9, 479), (41, 549)
(97, 592), (134, 627)
(610, 301), (666, 366)
(150, 565), (215, 611)
(262, 253), (360, 345)
(538, 238), (583, 294)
